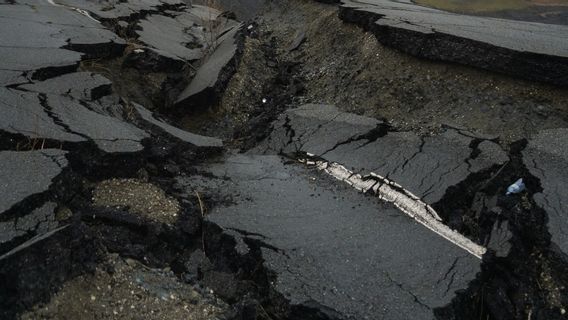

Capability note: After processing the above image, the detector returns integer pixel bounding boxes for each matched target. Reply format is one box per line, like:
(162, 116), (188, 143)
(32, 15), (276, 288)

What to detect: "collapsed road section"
(1, 0), (568, 319)
(0, 0), (240, 318)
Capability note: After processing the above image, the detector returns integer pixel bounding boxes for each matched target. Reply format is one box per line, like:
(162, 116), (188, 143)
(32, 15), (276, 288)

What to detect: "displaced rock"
(123, 46), (186, 72)
(486, 220), (513, 258)
(287, 29), (306, 52)
(201, 154), (481, 319)
(523, 128), (568, 256)
(134, 103), (223, 148)
(0, 150), (67, 214)
(337, 0), (568, 86)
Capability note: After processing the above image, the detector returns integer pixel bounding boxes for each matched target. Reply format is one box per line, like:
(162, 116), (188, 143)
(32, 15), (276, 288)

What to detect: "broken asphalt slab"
(136, 9), (212, 62)
(0, 86), (148, 153)
(18, 72), (112, 101)
(334, 0), (568, 86)
(134, 103), (223, 148)
(523, 128), (568, 257)
(0, 150), (67, 214)
(257, 104), (509, 204)
(195, 154), (480, 319)
(175, 24), (243, 109)
(0, 0), (124, 77)
(51, 0), (185, 20)
(187, 105), (513, 319)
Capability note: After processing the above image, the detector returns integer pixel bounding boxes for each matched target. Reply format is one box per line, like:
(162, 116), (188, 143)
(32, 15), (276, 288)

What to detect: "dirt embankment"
(186, 0), (568, 147)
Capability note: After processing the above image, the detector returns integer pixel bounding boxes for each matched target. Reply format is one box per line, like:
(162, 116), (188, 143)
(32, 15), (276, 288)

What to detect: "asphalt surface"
(194, 105), (514, 319)
(0, 150), (67, 214)
(256, 104), (509, 203)
(1, 0), (568, 318)
(174, 22), (242, 108)
(337, 0), (568, 85)
(200, 153), (480, 319)
(0, 0), (226, 256)
(523, 129), (568, 257)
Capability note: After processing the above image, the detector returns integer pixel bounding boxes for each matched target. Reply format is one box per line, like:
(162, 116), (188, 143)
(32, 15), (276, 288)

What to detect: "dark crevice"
(319, 123), (390, 156)
(434, 139), (568, 319)
(202, 221), (349, 320)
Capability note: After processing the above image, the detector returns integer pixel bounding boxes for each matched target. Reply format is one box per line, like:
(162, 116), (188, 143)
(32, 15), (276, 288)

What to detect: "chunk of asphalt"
(0, 71), (27, 87)
(0, 150), (67, 214)
(523, 128), (568, 256)
(0, 202), (60, 247)
(254, 104), (382, 155)
(0, 88), (148, 153)
(486, 220), (513, 258)
(175, 24), (242, 109)
(258, 104), (509, 204)
(51, 0), (185, 20)
(287, 29), (306, 52)
(46, 94), (148, 153)
(0, 88), (81, 143)
(338, 0), (568, 86)
(0, 47), (81, 77)
(0, 1), (125, 75)
(136, 12), (207, 61)
(18, 72), (112, 101)
(298, 156), (487, 258)
(134, 103), (223, 148)
(203, 154), (480, 320)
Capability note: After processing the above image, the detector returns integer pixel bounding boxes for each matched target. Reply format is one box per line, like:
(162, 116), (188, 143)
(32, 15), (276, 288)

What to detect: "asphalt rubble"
(1, 0), (568, 320)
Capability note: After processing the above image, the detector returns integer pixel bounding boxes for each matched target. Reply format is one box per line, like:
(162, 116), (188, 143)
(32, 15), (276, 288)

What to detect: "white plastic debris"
(262, 98), (267, 104)
(506, 178), (525, 195)
(133, 49), (145, 54)
(299, 154), (487, 259)
(247, 24), (254, 30)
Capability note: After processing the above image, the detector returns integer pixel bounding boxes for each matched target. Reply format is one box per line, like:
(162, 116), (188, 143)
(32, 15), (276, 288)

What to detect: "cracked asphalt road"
(1, 0), (568, 319)
(186, 105), (515, 319)
(337, 0), (568, 85)
(197, 153), (480, 319)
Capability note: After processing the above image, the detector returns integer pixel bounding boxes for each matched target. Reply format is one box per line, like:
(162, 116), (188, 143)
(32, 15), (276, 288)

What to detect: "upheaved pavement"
(198, 153), (478, 319)
(336, 0), (568, 86)
(0, 0), (228, 259)
(193, 104), (512, 319)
